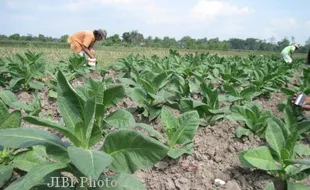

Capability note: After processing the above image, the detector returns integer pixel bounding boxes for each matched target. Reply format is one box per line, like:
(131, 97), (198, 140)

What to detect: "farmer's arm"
(82, 35), (95, 58)
(81, 45), (95, 59)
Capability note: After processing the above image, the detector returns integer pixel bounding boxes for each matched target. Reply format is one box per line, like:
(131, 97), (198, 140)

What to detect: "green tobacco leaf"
(23, 116), (79, 146)
(95, 173), (146, 190)
(0, 128), (67, 149)
(104, 110), (136, 128)
(167, 143), (194, 159)
(283, 107), (296, 128)
(84, 97), (96, 141)
(0, 90), (17, 106)
(12, 146), (47, 172)
(0, 165), (13, 188)
(57, 70), (84, 131)
(294, 143), (310, 156)
(9, 77), (23, 89)
(103, 85), (125, 107)
(297, 120), (310, 135)
(243, 146), (280, 170)
(68, 147), (113, 180)
(5, 162), (67, 190)
(239, 150), (256, 168)
(264, 182), (275, 190)
(0, 110), (21, 129)
(287, 181), (309, 190)
(270, 117), (290, 139)
(230, 105), (247, 121)
(29, 80), (45, 90)
(153, 72), (168, 91)
(161, 107), (179, 140)
(265, 121), (285, 158)
(236, 127), (252, 138)
(0, 100), (9, 122)
(171, 111), (200, 146)
(134, 123), (165, 142)
(12, 101), (34, 112)
(102, 129), (168, 173)
(126, 87), (147, 104)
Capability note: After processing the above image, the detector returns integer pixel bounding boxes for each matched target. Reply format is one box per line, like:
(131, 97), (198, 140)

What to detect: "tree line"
(1, 31), (310, 53)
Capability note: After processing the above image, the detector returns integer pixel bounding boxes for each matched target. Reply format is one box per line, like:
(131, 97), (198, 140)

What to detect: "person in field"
(67, 29), (107, 65)
(280, 43), (300, 63)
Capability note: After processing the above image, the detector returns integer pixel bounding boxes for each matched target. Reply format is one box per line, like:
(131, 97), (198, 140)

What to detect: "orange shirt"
(67, 30), (95, 53)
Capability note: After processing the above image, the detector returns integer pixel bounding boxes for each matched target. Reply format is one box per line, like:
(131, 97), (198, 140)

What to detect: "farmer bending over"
(68, 29), (107, 66)
(280, 43), (300, 63)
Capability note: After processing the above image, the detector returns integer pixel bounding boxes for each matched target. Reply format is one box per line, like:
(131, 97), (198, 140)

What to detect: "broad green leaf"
(167, 143), (194, 159)
(294, 143), (310, 156)
(126, 87), (147, 104)
(103, 85), (125, 107)
(297, 120), (310, 135)
(118, 78), (138, 86)
(68, 147), (113, 180)
(153, 72), (168, 91)
(9, 77), (23, 89)
(0, 165), (13, 188)
(29, 80), (45, 89)
(84, 97), (96, 141)
(230, 105), (246, 121)
(12, 146), (47, 172)
(283, 107), (296, 128)
(239, 150), (256, 168)
(95, 173), (145, 190)
(0, 100), (9, 122)
(245, 108), (257, 122)
(104, 110), (136, 128)
(102, 130), (169, 173)
(171, 111), (200, 146)
(23, 116), (79, 146)
(45, 145), (70, 163)
(0, 90), (17, 106)
(0, 128), (67, 149)
(243, 146), (280, 170)
(161, 107), (179, 140)
(236, 127), (252, 138)
(11, 101), (33, 112)
(148, 106), (161, 121)
(287, 181), (309, 190)
(134, 123), (165, 142)
(265, 121), (285, 158)
(0, 110), (21, 129)
(270, 117), (290, 139)
(264, 182), (275, 190)
(57, 70), (84, 131)
(5, 162), (67, 190)
(139, 78), (154, 94)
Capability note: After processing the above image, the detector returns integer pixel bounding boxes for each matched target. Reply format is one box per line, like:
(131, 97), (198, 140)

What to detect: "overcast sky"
(1, 0), (310, 45)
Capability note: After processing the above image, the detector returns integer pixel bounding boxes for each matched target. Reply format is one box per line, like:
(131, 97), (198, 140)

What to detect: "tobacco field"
(0, 50), (310, 190)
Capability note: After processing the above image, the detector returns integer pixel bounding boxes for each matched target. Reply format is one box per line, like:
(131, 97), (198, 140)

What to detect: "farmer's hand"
(303, 105), (310, 111)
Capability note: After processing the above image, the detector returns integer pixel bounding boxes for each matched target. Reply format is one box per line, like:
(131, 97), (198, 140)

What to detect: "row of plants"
(0, 50), (309, 189)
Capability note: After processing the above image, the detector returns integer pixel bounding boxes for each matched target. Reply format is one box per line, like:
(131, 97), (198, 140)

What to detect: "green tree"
(9, 33), (20, 41)
(60, 35), (69, 42)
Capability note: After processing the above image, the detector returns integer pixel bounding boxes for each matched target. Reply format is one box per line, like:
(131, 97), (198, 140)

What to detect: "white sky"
(1, 0), (310, 44)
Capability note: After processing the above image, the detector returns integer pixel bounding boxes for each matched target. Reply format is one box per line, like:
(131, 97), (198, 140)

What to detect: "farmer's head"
(293, 43), (300, 50)
(94, 29), (107, 41)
